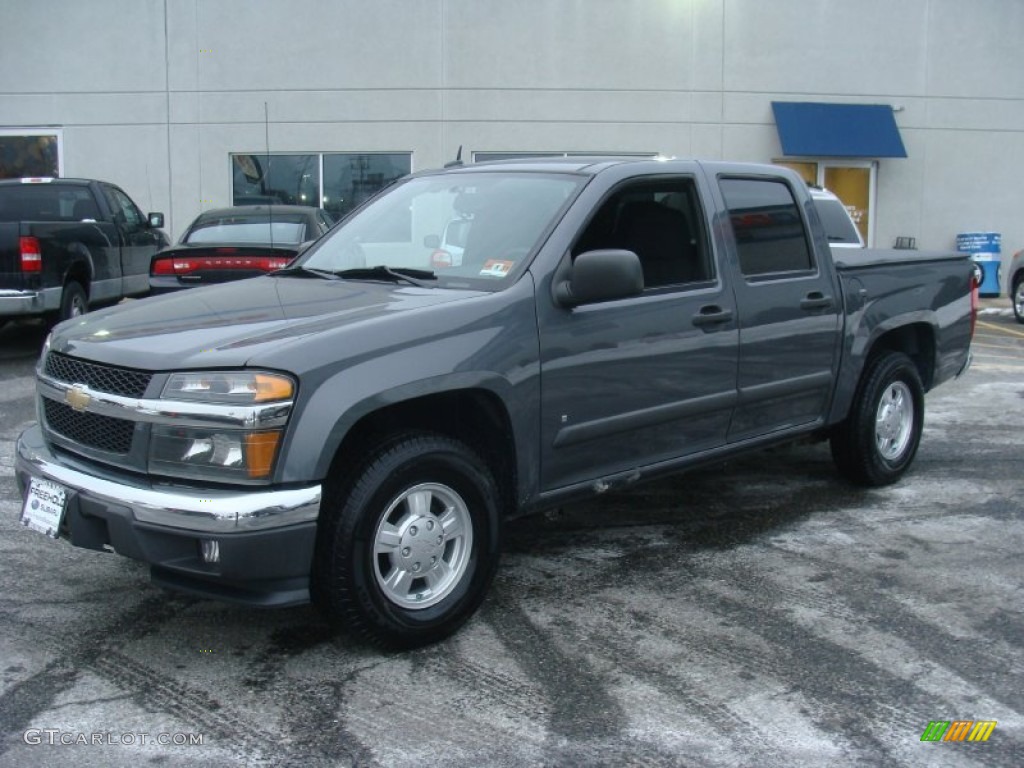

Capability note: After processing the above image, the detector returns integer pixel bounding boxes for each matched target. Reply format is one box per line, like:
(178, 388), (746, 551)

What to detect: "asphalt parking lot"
(0, 302), (1021, 768)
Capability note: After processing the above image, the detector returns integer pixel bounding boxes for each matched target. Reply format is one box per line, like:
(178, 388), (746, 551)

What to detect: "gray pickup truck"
(15, 159), (976, 648)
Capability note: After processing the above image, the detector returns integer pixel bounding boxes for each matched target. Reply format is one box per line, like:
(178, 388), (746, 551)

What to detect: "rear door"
(715, 175), (842, 441)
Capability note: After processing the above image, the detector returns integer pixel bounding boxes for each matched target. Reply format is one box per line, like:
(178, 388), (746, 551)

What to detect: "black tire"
(313, 433), (502, 649)
(58, 281), (88, 322)
(1013, 274), (1024, 324)
(830, 351), (925, 487)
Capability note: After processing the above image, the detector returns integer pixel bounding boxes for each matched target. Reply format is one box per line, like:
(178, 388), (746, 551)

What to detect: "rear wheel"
(1013, 274), (1024, 324)
(830, 351), (925, 487)
(58, 281), (88, 322)
(313, 433), (502, 649)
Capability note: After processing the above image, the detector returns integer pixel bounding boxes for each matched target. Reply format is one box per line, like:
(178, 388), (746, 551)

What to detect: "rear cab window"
(0, 184), (99, 222)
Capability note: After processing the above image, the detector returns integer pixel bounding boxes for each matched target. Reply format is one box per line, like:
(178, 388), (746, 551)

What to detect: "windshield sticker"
(479, 260), (514, 278)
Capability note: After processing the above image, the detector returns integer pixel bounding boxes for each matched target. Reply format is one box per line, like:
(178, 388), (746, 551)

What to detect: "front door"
(102, 184), (161, 295)
(537, 175), (739, 491)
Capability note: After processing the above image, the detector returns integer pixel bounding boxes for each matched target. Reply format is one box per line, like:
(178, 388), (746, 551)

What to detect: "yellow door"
(823, 166), (870, 245)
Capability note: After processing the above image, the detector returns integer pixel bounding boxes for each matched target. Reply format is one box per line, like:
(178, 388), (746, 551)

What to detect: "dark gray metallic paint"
(29, 159), (974, 583)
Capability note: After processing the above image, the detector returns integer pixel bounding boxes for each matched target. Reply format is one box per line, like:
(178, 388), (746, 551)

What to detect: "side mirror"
(423, 234), (441, 249)
(148, 212), (165, 229)
(554, 249), (644, 307)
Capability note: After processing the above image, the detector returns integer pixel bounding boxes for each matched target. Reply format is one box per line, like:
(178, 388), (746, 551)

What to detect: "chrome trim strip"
(38, 375), (292, 429)
(16, 425), (320, 533)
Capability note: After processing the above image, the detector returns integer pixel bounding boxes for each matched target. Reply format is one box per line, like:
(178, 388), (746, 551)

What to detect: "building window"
(0, 128), (63, 179)
(231, 152), (410, 220)
(322, 153), (410, 222)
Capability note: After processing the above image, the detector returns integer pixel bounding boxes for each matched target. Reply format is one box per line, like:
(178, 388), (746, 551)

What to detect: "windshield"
(301, 172), (583, 288)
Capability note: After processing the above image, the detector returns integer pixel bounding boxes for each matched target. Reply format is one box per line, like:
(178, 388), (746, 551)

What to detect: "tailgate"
(0, 222), (23, 275)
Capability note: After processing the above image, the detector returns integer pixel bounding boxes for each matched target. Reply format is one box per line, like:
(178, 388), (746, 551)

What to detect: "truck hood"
(51, 275), (485, 370)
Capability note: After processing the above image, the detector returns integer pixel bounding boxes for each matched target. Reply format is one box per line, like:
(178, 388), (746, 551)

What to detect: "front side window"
(720, 177), (814, 277)
(104, 186), (144, 230)
(303, 171), (582, 290)
(572, 178), (712, 289)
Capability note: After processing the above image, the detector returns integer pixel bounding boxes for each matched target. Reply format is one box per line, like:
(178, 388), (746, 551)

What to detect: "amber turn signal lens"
(253, 374), (294, 402)
(245, 431), (282, 478)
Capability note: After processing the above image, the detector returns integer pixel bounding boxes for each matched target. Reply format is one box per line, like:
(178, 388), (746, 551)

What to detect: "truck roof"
(418, 156), (805, 181)
(0, 177), (95, 187)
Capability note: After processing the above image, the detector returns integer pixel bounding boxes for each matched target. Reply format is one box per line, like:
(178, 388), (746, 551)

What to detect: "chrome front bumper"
(15, 424), (321, 534)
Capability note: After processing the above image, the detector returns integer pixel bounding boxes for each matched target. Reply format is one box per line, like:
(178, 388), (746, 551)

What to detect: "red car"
(149, 205), (333, 292)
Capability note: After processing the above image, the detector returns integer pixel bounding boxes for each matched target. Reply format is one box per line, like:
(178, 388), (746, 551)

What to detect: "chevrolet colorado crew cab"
(15, 158), (976, 648)
(0, 177), (167, 323)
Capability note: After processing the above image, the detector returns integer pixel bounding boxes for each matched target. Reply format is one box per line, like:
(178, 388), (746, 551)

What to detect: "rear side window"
(720, 178), (813, 277)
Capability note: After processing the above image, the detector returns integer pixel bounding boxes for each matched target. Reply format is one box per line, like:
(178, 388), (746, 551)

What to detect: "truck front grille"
(43, 399), (135, 455)
(44, 352), (152, 398)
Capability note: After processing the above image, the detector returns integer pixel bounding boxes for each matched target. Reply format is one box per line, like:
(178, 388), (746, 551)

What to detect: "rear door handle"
(692, 305), (734, 327)
(800, 292), (834, 311)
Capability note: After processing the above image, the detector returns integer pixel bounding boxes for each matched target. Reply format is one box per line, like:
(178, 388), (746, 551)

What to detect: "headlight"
(162, 371), (294, 403)
(149, 370), (295, 482)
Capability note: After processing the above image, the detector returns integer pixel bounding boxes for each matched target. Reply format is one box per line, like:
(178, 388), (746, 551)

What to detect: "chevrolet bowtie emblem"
(65, 387), (91, 412)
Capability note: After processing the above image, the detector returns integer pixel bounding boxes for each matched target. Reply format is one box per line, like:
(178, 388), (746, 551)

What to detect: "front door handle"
(800, 292), (834, 311)
(692, 305), (734, 327)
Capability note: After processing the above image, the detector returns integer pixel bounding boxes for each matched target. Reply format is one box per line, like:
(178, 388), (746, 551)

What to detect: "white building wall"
(1, 0), (1022, 284)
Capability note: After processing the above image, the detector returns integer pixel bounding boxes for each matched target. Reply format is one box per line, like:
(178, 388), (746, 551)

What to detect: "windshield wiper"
(272, 265), (340, 280)
(334, 265), (437, 287)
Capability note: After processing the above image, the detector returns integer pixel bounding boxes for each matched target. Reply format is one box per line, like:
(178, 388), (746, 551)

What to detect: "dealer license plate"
(20, 478), (68, 539)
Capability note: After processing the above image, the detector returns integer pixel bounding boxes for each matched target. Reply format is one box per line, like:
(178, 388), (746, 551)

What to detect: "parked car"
(808, 186), (864, 248)
(1009, 248), (1024, 323)
(16, 159), (975, 649)
(150, 205), (333, 292)
(0, 177), (167, 323)
(425, 216), (471, 268)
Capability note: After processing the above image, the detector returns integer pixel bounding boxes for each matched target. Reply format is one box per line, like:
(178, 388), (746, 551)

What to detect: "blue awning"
(771, 102), (907, 158)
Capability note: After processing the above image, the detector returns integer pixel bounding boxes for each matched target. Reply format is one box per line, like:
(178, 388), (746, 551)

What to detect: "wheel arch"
(319, 387), (519, 519)
(865, 321), (936, 391)
(63, 243), (94, 297)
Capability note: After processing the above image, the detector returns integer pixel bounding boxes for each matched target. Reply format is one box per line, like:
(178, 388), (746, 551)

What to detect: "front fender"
(271, 279), (542, 501)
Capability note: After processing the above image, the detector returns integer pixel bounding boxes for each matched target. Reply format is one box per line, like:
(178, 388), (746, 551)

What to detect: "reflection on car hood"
(51, 275), (484, 370)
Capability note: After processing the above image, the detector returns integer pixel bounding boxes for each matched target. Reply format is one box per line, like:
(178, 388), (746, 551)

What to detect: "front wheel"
(313, 433), (501, 649)
(830, 351), (925, 487)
